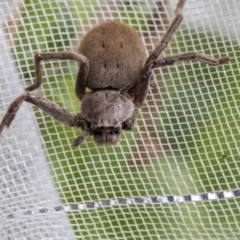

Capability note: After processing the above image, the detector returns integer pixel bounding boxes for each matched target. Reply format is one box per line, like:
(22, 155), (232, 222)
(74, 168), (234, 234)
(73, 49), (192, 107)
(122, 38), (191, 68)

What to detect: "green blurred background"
(8, 0), (240, 238)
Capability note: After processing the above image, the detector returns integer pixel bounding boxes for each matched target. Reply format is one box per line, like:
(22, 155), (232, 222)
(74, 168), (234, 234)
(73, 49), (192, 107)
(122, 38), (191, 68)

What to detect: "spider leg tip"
(220, 56), (230, 64)
(72, 133), (89, 147)
(0, 126), (7, 142)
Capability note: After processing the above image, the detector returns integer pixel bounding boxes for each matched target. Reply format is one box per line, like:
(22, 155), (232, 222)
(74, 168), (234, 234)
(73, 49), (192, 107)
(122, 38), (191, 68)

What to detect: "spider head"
(76, 89), (135, 146)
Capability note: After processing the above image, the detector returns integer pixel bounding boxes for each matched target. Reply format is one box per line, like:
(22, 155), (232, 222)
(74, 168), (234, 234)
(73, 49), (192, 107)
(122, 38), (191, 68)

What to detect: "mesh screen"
(0, 0), (239, 239)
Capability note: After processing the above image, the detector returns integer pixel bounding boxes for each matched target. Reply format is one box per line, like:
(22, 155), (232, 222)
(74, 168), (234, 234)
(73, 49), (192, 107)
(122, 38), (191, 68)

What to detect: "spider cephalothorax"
(0, 0), (230, 146)
(74, 90), (136, 146)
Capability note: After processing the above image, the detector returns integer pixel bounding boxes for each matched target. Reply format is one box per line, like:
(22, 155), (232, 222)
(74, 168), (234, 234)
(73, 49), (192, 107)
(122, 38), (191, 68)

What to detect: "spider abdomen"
(78, 21), (146, 91)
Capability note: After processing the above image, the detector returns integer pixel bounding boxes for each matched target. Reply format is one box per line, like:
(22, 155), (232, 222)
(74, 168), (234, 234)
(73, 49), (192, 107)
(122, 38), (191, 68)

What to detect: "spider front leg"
(0, 94), (27, 141)
(133, 0), (186, 107)
(25, 52), (89, 94)
(133, 0), (230, 107)
(0, 92), (90, 146)
(145, 0), (186, 66)
(24, 92), (91, 146)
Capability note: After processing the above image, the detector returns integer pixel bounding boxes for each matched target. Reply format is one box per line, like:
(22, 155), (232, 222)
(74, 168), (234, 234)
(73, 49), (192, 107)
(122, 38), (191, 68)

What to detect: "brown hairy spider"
(0, 0), (230, 146)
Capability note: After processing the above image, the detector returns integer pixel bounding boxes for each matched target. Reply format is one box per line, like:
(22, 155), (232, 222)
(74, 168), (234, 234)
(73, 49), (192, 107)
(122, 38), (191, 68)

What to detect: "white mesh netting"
(0, 0), (239, 239)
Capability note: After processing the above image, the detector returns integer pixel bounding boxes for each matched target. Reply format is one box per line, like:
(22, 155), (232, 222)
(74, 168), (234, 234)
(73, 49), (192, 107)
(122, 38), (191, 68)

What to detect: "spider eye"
(109, 126), (120, 133)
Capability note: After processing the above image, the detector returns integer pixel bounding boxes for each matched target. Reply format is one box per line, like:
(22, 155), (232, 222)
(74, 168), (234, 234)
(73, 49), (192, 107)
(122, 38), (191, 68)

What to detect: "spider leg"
(145, 0), (185, 66)
(0, 94), (27, 142)
(175, 0), (186, 15)
(25, 92), (92, 146)
(25, 52), (89, 95)
(72, 114), (90, 146)
(24, 92), (75, 126)
(72, 131), (90, 147)
(153, 52), (230, 68)
(133, 0), (186, 107)
(0, 92), (90, 146)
